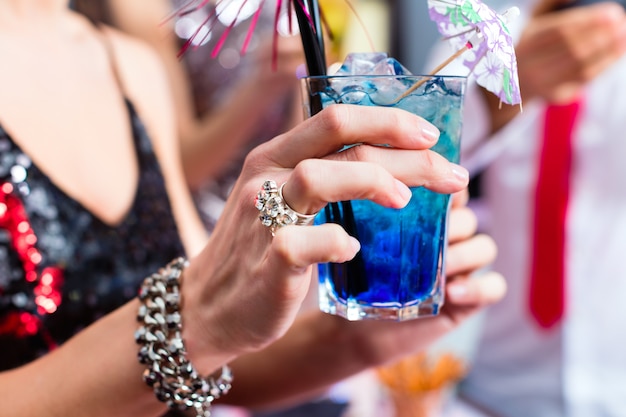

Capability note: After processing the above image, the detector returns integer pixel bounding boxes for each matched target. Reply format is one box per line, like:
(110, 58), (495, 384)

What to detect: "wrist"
(178, 256), (243, 372)
(135, 258), (233, 416)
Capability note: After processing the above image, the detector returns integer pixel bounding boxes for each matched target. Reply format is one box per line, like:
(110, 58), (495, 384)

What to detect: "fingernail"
(394, 179), (412, 204)
(421, 123), (440, 142)
(349, 236), (361, 254)
(451, 163), (469, 182)
(447, 283), (468, 300)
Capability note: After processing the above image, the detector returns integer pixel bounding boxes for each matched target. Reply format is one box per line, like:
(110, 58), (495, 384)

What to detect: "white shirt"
(428, 2), (626, 416)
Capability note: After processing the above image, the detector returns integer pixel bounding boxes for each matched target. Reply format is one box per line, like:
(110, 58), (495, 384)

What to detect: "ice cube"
(334, 52), (413, 76)
(371, 56), (412, 76)
(327, 53), (415, 105)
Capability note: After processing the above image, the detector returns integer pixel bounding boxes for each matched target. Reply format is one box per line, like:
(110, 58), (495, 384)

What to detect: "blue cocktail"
(301, 74), (466, 321)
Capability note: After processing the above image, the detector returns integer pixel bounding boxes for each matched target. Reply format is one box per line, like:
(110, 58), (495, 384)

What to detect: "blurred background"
(324, 0), (440, 74)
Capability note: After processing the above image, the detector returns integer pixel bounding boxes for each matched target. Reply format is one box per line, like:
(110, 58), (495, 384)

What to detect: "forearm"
(0, 301), (164, 417)
(220, 311), (371, 409)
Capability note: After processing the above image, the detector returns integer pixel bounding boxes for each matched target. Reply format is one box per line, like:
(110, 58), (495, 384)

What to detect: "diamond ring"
(255, 180), (318, 236)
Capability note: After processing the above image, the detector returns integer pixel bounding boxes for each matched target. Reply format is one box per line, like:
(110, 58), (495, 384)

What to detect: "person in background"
(0, 1), (506, 417)
(430, 0), (626, 415)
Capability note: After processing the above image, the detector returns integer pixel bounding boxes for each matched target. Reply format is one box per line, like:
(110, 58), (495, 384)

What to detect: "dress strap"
(88, 21), (129, 97)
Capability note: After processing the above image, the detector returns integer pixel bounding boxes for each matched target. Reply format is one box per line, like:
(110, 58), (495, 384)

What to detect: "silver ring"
(255, 180), (318, 236)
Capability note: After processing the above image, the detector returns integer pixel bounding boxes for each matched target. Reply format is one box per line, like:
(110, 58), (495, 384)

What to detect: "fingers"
(446, 271), (507, 307)
(519, 3), (626, 101)
(330, 145), (468, 192)
(252, 105), (468, 214)
(270, 223), (361, 270)
(336, 270), (507, 367)
(248, 105), (469, 216)
(183, 223), (362, 359)
(280, 159), (412, 214)
(450, 189), (469, 209)
(447, 205), (478, 244)
(279, 154), (467, 215)
(445, 234), (497, 277)
(263, 105), (443, 167)
(551, 6), (626, 79)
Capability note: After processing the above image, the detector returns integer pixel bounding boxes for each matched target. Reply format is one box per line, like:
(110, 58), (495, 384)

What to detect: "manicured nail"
(451, 163), (469, 182)
(349, 236), (361, 254)
(394, 179), (412, 204)
(421, 123), (440, 142)
(447, 283), (468, 300)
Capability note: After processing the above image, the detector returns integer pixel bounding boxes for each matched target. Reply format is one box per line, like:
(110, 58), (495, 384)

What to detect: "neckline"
(0, 99), (143, 230)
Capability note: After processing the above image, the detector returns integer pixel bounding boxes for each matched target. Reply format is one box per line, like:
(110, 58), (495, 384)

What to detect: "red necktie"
(529, 99), (581, 329)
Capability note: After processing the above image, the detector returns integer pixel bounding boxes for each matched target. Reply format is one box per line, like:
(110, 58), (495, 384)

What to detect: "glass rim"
(301, 74), (468, 80)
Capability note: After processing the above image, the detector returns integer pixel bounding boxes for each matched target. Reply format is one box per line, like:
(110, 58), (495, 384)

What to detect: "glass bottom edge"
(319, 290), (443, 322)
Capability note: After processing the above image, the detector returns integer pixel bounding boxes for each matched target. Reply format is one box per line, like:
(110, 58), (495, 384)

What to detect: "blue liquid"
(304, 75), (466, 320)
(317, 189), (450, 306)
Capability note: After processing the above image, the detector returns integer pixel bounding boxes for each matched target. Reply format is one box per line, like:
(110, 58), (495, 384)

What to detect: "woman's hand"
(320, 190), (504, 370)
(179, 104), (470, 373)
(219, 189), (505, 409)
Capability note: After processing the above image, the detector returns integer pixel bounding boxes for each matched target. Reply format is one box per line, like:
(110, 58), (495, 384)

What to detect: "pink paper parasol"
(427, 0), (522, 106)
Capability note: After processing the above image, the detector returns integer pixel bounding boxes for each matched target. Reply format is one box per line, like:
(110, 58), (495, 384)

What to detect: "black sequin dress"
(0, 99), (185, 371)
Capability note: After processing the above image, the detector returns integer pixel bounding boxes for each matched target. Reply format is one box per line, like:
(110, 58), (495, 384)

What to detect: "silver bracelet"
(135, 257), (233, 417)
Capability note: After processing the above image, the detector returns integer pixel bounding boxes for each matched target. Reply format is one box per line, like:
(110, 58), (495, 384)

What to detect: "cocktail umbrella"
(427, 0), (522, 106)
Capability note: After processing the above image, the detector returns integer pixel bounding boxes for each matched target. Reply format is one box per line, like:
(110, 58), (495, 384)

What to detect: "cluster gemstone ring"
(255, 180), (317, 236)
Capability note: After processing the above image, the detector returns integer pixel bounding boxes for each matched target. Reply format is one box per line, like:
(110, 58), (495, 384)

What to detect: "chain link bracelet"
(135, 257), (233, 417)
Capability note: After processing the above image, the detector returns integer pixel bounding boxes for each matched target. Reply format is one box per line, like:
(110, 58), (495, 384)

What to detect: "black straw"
(307, 0), (326, 67)
(294, 0), (367, 291)
(294, 0), (325, 114)
(294, 0), (327, 77)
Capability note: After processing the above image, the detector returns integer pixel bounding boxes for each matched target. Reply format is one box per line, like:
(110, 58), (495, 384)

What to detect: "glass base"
(318, 283), (443, 321)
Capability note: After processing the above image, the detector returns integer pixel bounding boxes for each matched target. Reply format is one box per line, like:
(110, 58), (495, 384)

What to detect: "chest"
(0, 126), (184, 351)
(0, 37), (138, 226)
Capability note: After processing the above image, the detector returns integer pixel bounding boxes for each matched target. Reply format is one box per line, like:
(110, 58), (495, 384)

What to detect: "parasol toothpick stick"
(396, 4), (521, 106)
(394, 31), (482, 102)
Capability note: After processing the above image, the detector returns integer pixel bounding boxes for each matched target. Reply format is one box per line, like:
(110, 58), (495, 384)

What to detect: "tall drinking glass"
(301, 74), (466, 321)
